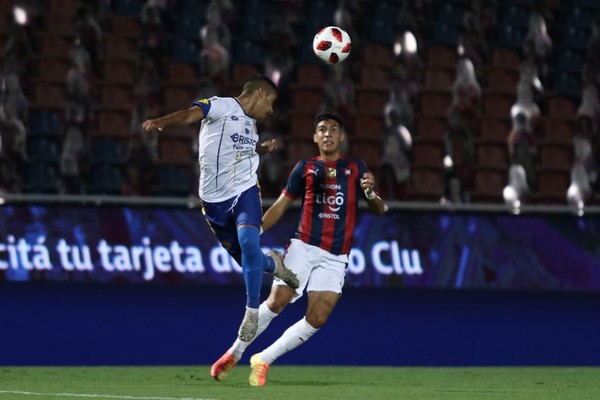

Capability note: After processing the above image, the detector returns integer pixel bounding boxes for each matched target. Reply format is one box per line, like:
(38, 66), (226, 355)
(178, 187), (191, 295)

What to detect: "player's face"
(314, 119), (345, 154)
(254, 88), (278, 120)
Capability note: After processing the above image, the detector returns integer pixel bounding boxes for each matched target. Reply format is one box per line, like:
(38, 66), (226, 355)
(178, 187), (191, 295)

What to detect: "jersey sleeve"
(282, 160), (305, 200)
(355, 158), (372, 200)
(192, 96), (224, 122)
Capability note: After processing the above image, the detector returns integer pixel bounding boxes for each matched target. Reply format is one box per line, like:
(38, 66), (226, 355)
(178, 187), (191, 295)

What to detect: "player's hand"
(258, 138), (278, 154)
(142, 119), (164, 134)
(360, 172), (376, 194)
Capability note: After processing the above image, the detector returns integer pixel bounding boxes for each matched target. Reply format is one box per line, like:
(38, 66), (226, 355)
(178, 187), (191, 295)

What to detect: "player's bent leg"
(305, 290), (341, 328)
(210, 351), (237, 381)
(249, 353), (270, 387)
(269, 250), (299, 289)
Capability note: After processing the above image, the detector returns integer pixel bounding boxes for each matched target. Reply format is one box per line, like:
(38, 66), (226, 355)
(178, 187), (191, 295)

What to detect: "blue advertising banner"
(1, 204), (599, 290)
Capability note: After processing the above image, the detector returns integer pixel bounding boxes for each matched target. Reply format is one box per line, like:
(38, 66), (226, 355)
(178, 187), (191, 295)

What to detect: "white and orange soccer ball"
(312, 26), (352, 64)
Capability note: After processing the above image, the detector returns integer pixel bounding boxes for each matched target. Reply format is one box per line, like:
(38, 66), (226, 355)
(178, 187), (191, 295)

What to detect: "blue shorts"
(202, 185), (262, 264)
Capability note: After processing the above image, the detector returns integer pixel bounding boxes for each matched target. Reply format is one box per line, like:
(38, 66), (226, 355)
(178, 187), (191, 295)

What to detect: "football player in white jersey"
(142, 75), (299, 345)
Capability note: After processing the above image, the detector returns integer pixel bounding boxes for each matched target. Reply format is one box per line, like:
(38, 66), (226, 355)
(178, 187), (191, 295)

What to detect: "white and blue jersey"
(193, 96), (260, 202)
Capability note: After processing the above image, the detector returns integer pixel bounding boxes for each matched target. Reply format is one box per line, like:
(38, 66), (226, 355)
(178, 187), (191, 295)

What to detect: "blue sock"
(238, 226), (263, 308)
(263, 253), (276, 273)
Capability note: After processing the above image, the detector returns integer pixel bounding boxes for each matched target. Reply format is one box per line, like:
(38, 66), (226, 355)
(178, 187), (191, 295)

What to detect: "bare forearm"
(366, 195), (386, 216)
(262, 206), (286, 232)
(157, 107), (203, 127)
(262, 194), (293, 232)
(143, 106), (204, 133)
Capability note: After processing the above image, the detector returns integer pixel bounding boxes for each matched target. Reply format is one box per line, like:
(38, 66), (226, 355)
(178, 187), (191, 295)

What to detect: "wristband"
(365, 190), (376, 200)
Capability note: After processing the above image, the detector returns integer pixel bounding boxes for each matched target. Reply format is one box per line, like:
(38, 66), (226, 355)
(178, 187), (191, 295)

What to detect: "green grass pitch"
(1, 366), (599, 400)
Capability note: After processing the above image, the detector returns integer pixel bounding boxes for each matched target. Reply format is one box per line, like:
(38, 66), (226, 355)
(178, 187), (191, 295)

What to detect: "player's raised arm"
(262, 192), (295, 233)
(142, 105), (205, 133)
(361, 172), (386, 216)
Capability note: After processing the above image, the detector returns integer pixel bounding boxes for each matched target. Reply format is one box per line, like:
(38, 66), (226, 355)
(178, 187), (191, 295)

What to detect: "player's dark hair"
(242, 74), (278, 95)
(314, 112), (344, 131)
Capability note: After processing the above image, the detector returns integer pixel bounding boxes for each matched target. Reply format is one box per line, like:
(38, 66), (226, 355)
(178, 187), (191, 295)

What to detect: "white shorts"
(273, 239), (349, 303)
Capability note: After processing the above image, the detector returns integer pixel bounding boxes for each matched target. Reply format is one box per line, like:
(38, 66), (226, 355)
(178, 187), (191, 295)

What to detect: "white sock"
(228, 302), (278, 361)
(260, 317), (319, 364)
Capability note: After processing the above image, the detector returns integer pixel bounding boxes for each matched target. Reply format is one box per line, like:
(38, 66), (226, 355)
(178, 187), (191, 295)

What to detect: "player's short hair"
(314, 112), (344, 131)
(242, 74), (278, 95)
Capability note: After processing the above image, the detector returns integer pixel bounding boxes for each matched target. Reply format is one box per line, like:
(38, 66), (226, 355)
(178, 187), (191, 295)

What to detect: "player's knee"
(305, 313), (329, 328)
(266, 288), (293, 313)
(238, 227), (261, 254)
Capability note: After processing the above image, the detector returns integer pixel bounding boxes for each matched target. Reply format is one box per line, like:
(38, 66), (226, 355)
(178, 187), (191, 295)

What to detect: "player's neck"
(235, 93), (254, 117)
(319, 153), (340, 162)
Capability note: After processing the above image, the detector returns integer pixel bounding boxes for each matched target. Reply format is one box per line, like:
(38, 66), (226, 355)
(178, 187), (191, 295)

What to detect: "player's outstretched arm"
(262, 193), (294, 233)
(142, 106), (205, 133)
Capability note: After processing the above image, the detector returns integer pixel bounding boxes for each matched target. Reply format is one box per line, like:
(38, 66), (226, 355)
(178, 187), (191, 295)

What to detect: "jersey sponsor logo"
(318, 212), (340, 220)
(316, 192), (345, 212)
(229, 132), (258, 146)
(307, 168), (319, 175)
(230, 116), (239, 120)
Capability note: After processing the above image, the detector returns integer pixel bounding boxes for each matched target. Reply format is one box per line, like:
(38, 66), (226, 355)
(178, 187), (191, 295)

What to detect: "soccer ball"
(312, 26), (352, 64)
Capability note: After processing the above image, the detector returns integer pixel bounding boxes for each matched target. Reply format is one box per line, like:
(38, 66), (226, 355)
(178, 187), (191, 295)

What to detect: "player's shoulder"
(341, 155), (367, 167)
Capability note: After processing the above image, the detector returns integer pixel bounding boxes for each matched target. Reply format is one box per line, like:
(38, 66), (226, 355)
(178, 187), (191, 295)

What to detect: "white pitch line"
(0, 391), (219, 400)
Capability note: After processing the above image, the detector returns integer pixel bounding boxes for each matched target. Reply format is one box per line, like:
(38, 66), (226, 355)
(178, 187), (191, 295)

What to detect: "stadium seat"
(24, 162), (60, 194)
(486, 68), (519, 94)
(362, 44), (395, 68)
(424, 67), (454, 91)
(412, 140), (444, 168)
(152, 165), (193, 197)
(166, 61), (199, 85)
(535, 170), (570, 204)
(349, 139), (382, 170)
(27, 137), (61, 164)
(104, 34), (137, 62)
(356, 90), (388, 115)
(36, 58), (69, 84)
(99, 85), (134, 111)
(101, 61), (135, 85)
(89, 163), (124, 195)
(471, 170), (505, 203)
(359, 65), (391, 90)
(416, 115), (446, 140)
(491, 48), (521, 71)
(354, 115), (385, 139)
(296, 64), (326, 87)
(408, 167), (444, 201)
(109, 15), (141, 39)
(158, 138), (193, 166)
(113, 0), (143, 18)
(29, 109), (63, 137)
(538, 143), (573, 171)
(480, 117), (510, 143)
(426, 46), (458, 69)
(33, 83), (67, 111)
(476, 142), (508, 171)
(541, 118), (573, 144)
(419, 91), (452, 117)
(483, 92), (514, 118)
(286, 137), (317, 162)
(96, 110), (131, 135)
(40, 35), (72, 58)
(290, 87), (323, 114)
(92, 138), (126, 164)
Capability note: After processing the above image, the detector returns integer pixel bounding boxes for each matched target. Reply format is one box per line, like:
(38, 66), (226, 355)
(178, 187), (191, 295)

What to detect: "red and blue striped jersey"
(282, 156), (370, 255)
